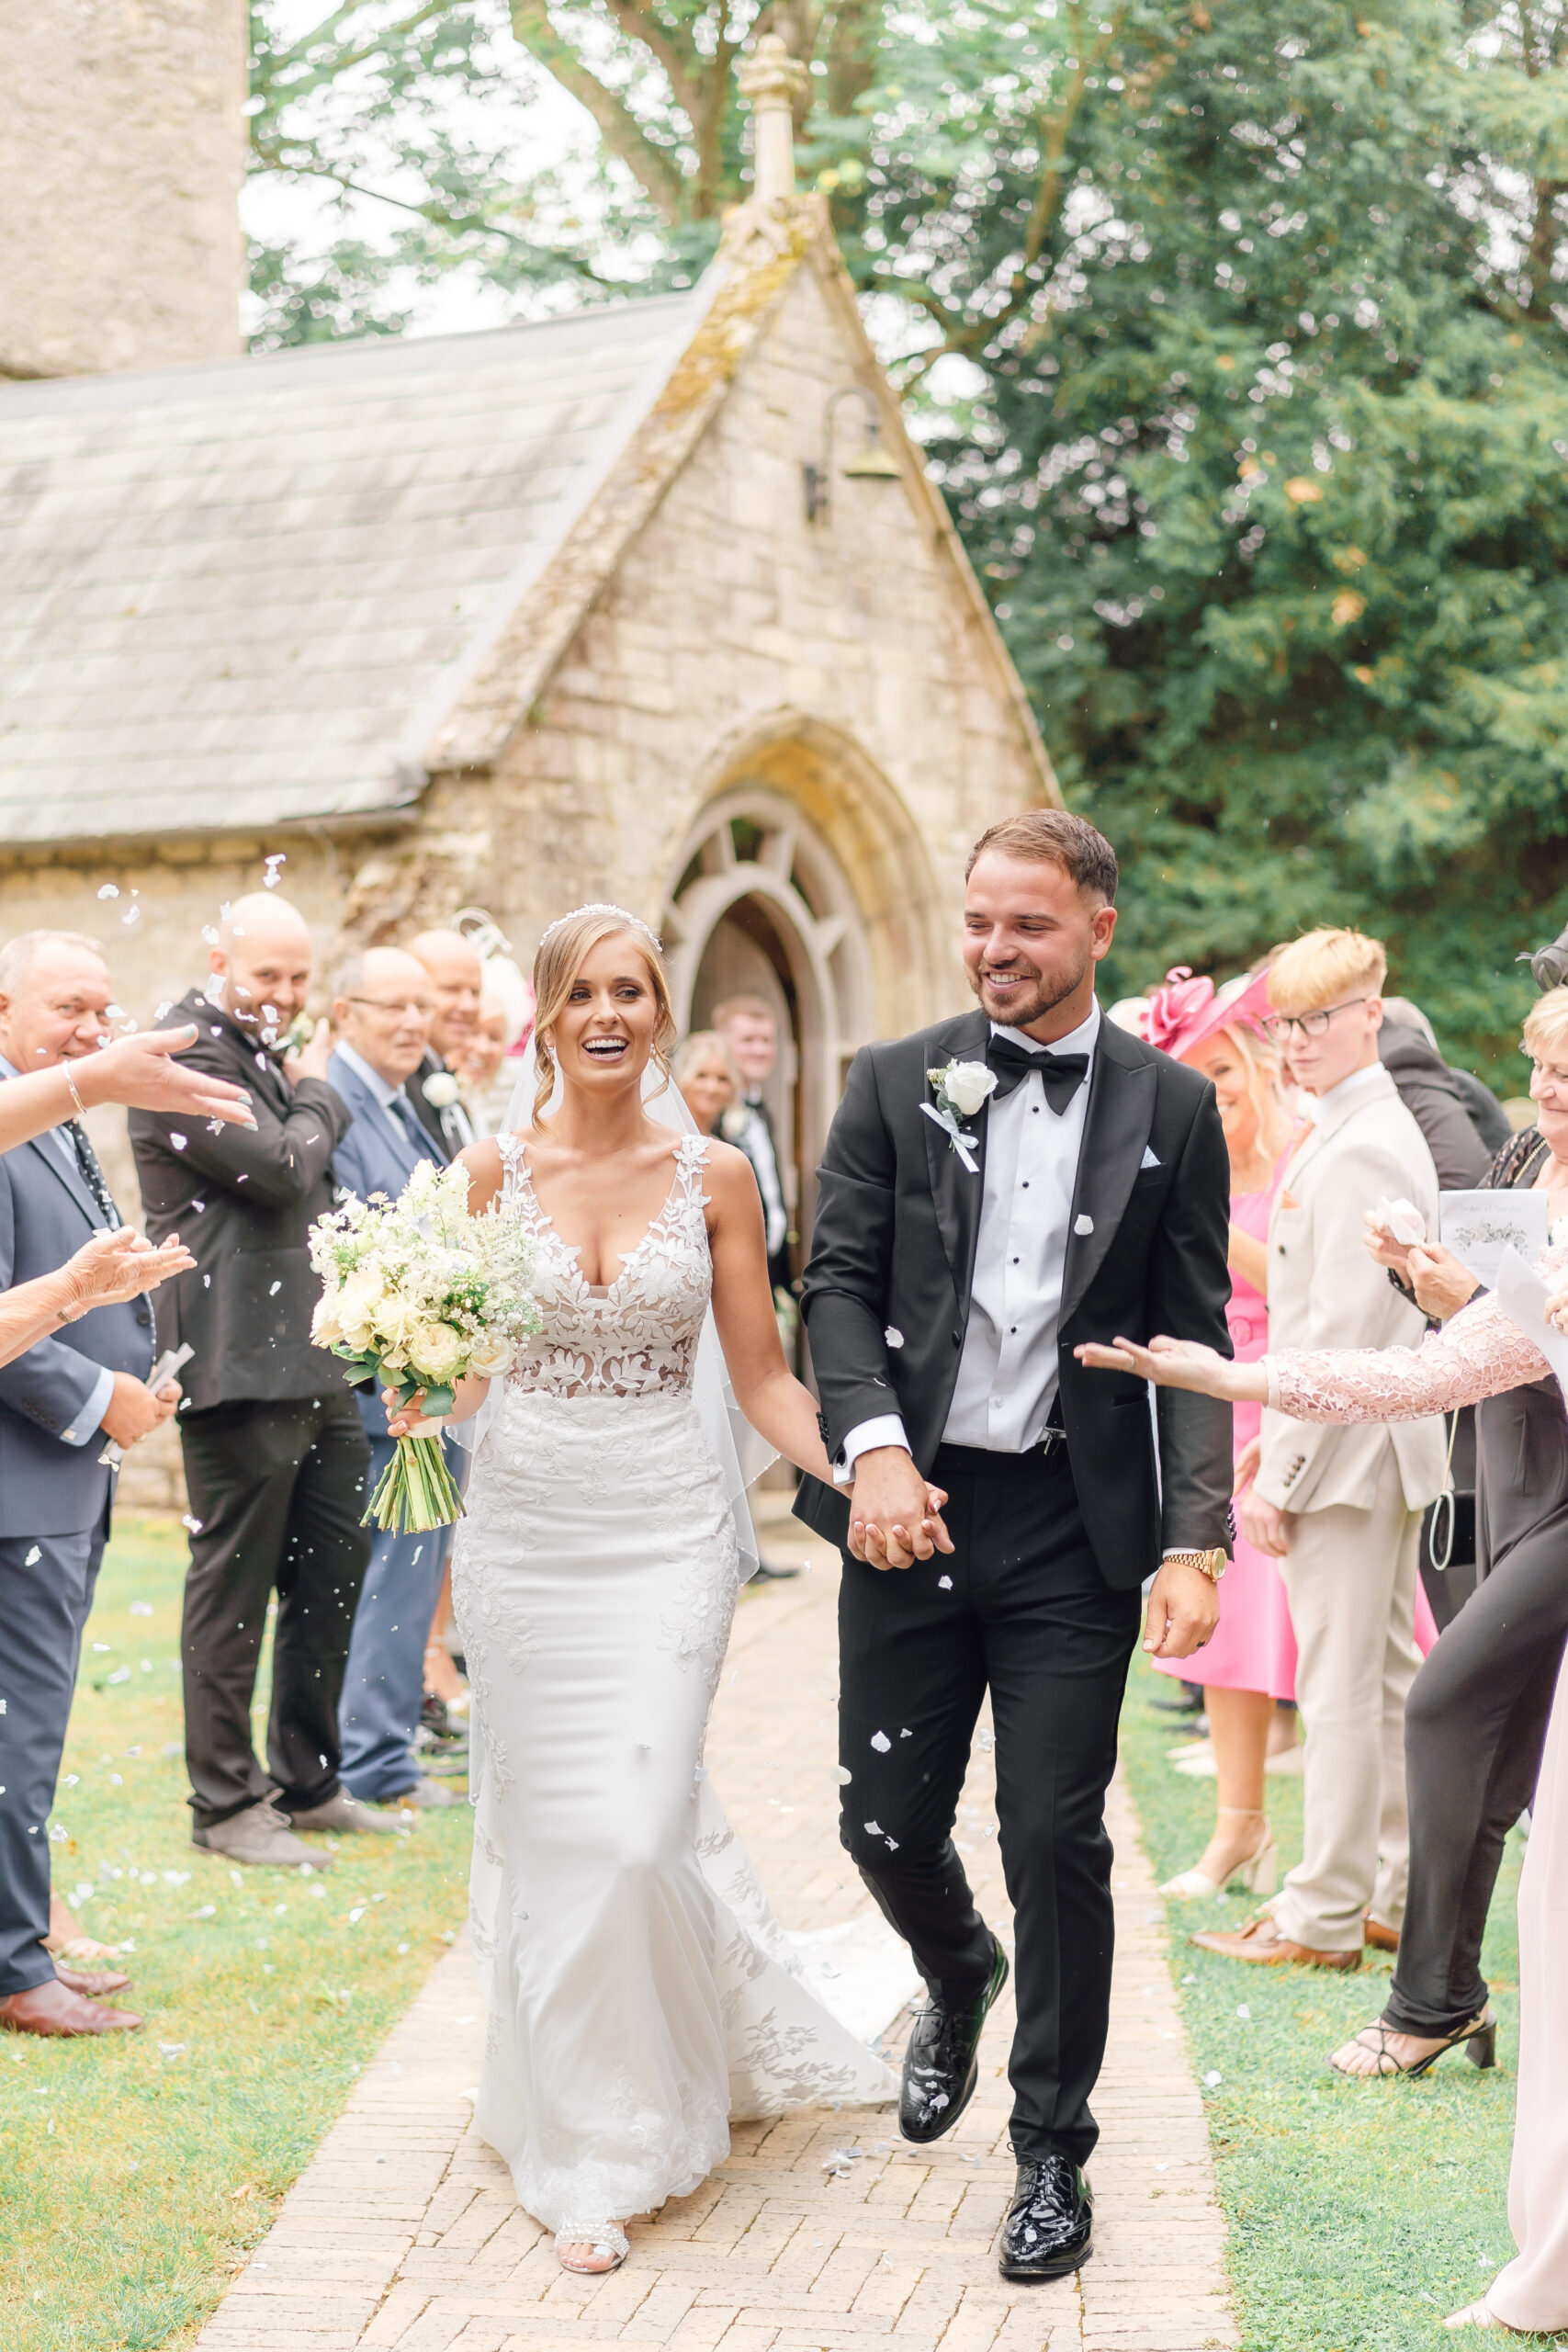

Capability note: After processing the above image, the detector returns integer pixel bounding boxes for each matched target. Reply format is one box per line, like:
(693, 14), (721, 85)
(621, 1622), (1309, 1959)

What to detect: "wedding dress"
(450, 1128), (895, 2242)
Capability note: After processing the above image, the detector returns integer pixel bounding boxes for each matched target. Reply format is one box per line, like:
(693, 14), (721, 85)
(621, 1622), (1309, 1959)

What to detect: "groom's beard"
(971, 944), (1092, 1032)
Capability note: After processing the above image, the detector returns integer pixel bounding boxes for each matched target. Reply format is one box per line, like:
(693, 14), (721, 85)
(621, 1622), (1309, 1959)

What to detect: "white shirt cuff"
(61, 1363), (116, 1447)
(833, 1415), (912, 1487)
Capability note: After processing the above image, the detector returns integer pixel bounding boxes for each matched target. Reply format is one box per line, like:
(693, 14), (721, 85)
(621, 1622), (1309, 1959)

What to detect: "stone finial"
(737, 34), (808, 205)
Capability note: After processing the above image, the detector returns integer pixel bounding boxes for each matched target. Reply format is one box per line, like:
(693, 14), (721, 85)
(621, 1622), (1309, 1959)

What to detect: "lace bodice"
(1266, 1238), (1568, 1422)
(500, 1129), (714, 1399)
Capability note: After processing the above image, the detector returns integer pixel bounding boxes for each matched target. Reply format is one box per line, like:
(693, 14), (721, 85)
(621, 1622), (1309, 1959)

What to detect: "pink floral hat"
(1135, 966), (1274, 1063)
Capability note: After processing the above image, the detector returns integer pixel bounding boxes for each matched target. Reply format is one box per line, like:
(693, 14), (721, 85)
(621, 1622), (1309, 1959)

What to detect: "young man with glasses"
(1192, 927), (1448, 1973)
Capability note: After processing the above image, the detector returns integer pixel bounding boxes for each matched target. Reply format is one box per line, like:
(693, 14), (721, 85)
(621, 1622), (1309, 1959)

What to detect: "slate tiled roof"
(0, 294), (706, 846)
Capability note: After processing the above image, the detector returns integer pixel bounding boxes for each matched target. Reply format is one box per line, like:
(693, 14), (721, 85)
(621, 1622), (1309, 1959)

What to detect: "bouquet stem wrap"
(366, 1429), (465, 1534)
(308, 1161), (540, 1535)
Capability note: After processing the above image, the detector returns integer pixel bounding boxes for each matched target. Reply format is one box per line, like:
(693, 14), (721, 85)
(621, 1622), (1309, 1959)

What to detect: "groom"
(795, 809), (1234, 2280)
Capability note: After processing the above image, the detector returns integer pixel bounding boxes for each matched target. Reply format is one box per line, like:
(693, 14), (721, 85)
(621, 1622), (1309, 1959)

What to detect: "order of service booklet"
(1438, 1189), (1551, 1288)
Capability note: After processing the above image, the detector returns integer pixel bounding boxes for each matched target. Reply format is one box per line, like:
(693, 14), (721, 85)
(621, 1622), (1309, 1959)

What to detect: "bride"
(388, 905), (947, 2276)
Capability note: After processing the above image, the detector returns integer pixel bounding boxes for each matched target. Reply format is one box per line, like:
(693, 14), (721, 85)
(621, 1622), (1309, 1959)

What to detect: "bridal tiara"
(537, 902), (664, 954)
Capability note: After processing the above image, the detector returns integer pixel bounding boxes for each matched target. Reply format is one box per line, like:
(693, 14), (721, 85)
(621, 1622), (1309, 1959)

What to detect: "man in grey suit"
(327, 947), (462, 1813)
(0, 932), (182, 2039)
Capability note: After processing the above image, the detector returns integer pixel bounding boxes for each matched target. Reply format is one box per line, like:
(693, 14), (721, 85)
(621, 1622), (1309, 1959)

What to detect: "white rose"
(372, 1294), (419, 1351)
(468, 1331), (516, 1380)
(942, 1060), (998, 1118)
(408, 1320), (465, 1384)
(338, 1267), (386, 1327)
(310, 1294), (344, 1347)
(422, 1071), (461, 1108)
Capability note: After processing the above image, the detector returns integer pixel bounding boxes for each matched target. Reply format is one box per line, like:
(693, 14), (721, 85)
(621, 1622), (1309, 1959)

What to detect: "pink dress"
(1264, 1261), (1568, 2331)
(1156, 1168), (1298, 1699)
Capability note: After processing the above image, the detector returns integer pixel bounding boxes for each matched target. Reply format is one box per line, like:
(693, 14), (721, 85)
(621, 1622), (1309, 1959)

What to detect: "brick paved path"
(195, 1521), (1235, 2352)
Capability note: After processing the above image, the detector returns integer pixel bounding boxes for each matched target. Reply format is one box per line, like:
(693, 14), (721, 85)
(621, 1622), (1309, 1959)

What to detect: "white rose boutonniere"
(718, 1105), (751, 1142)
(922, 1058), (997, 1173)
(422, 1070), (462, 1109)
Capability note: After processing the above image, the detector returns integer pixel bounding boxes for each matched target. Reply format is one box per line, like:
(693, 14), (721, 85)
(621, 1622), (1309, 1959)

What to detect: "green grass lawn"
(0, 1515), (470, 2352)
(1120, 1655), (1540, 2350)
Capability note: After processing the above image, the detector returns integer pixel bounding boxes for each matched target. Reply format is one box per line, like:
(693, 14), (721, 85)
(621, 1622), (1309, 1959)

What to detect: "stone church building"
(0, 12), (1055, 1276)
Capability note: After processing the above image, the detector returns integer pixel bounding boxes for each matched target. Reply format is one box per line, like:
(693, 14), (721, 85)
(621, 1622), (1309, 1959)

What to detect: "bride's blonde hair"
(531, 907), (677, 1121)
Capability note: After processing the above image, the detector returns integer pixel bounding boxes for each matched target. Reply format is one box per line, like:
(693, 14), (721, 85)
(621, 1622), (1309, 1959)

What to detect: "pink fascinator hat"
(1136, 966), (1274, 1064)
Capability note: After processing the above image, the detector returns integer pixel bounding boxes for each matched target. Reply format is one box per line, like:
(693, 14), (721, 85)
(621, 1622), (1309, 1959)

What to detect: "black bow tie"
(987, 1035), (1090, 1114)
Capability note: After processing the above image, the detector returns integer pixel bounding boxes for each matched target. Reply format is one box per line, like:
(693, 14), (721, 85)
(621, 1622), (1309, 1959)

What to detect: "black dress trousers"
(838, 1440), (1142, 2166)
(178, 1394), (372, 1829)
(1382, 1372), (1568, 2039)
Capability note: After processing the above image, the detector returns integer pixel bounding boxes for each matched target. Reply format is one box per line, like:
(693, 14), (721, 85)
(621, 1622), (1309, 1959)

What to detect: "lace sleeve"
(1264, 1236), (1568, 1420)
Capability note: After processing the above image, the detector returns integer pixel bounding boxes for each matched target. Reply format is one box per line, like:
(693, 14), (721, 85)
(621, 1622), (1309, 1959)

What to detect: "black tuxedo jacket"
(129, 991), (355, 1411)
(794, 1006), (1235, 1590)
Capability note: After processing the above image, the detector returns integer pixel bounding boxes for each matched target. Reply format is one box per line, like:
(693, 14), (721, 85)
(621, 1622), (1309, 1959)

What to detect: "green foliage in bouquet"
(308, 1161), (540, 1532)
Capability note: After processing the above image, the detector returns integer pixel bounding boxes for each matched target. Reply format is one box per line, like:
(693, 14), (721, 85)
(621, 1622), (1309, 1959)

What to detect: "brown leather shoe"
(1363, 1912), (1400, 1953)
(52, 1960), (132, 1997)
(0, 1978), (141, 2035)
(1190, 1914), (1361, 1970)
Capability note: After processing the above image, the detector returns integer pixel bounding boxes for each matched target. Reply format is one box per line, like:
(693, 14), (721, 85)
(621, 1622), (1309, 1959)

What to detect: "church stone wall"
(352, 257), (1043, 1026)
(0, 0), (246, 379)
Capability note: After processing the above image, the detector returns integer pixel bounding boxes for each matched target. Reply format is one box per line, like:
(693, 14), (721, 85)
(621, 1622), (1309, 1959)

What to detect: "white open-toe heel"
(556, 2223), (629, 2275)
(1160, 1808), (1278, 1899)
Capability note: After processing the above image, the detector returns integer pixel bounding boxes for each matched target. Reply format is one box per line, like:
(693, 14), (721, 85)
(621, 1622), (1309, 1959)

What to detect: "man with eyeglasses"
(326, 949), (463, 1816)
(1192, 926), (1448, 1974)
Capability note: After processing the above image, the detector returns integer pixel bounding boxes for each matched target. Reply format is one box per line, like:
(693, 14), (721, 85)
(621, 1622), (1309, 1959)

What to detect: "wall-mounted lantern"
(803, 385), (903, 523)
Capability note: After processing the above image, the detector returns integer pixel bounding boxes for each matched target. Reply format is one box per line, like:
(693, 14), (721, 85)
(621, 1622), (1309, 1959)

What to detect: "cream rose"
(408, 1319), (465, 1384)
(310, 1294), (344, 1347)
(338, 1267), (386, 1328)
(941, 1060), (998, 1118)
(468, 1331), (516, 1380)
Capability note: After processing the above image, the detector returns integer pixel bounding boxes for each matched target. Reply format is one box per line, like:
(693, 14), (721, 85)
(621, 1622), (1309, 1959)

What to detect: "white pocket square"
(1141, 1146), (1162, 1170)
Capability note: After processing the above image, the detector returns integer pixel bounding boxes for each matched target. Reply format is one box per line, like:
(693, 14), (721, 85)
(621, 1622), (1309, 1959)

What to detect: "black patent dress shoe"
(898, 1936), (1009, 2143)
(998, 2154), (1093, 2281)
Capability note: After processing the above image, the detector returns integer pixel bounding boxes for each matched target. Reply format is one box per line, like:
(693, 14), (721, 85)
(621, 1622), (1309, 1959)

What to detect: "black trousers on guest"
(179, 1394), (372, 1830)
(1382, 1374), (1568, 2040)
(838, 1440), (1142, 2166)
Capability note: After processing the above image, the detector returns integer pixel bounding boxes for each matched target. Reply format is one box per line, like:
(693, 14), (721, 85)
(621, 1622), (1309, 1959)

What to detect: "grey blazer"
(0, 1125), (153, 1538)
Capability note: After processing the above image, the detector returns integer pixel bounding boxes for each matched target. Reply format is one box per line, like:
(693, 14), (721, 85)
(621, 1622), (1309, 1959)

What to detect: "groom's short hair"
(966, 810), (1119, 904)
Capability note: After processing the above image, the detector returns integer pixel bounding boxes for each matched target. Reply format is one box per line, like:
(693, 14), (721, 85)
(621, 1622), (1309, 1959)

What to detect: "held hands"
(845, 1446), (954, 1570)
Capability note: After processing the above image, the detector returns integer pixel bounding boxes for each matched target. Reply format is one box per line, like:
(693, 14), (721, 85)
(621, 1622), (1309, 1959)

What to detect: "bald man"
(405, 930), (480, 1154)
(130, 896), (387, 1870)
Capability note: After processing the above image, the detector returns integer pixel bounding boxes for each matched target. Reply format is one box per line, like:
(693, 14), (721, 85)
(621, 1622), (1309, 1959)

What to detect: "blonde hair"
(1523, 987), (1568, 1063)
(530, 910), (676, 1120)
(1267, 926), (1387, 1014)
(1203, 1021), (1288, 1142)
(673, 1028), (741, 1095)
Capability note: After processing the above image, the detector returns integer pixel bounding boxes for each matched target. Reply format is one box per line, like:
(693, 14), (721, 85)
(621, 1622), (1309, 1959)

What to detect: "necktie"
(389, 1091), (435, 1160)
(66, 1122), (122, 1228)
(986, 1035), (1090, 1114)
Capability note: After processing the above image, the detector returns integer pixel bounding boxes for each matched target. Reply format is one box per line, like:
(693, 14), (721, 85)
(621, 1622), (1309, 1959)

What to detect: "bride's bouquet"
(308, 1160), (540, 1532)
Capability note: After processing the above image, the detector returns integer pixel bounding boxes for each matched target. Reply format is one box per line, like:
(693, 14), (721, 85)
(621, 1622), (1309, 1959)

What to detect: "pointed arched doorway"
(663, 785), (874, 1279)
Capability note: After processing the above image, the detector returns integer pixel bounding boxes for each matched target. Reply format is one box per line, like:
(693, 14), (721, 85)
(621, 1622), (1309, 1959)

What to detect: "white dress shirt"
(741, 1094), (789, 1260)
(839, 1002), (1100, 1476)
(0, 1052), (116, 1445)
(1303, 1058), (1386, 1125)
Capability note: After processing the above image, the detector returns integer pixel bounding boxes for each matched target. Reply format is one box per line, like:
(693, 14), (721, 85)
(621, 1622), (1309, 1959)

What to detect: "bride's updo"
(532, 904), (678, 1117)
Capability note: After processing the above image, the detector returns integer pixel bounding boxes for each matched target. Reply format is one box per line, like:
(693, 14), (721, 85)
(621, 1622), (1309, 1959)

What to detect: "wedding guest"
(0, 1022), (254, 1154)
(327, 948), (461, 1814)
(1135, 967), (1299, 1899)
(406, 930), (481, 1154)
(1192, 927), (1448, 1970)
(455, 989), (525, 1136)
(713, 996), (791, 1302)
(1072, 1243), (1568, 2335)
(0, 932), (186, 2038)
(1323, 988), (1568, 2082)
(673, 1030), (743, 1136)
(130, 895), (378, 1869)
(1379, 998), (1505, 1187)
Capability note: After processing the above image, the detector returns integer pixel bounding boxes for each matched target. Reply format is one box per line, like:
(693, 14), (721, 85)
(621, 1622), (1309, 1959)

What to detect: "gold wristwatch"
(1164, 1547), (1227, 1583)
